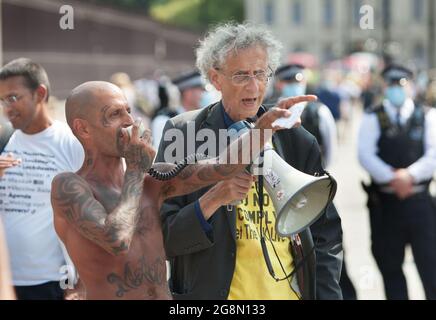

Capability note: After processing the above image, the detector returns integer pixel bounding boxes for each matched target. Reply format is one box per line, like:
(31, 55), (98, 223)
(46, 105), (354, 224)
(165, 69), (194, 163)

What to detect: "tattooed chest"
(135, 205), (161, 236)
(91, 186), (120, 212)
(92, 186), (160, 236)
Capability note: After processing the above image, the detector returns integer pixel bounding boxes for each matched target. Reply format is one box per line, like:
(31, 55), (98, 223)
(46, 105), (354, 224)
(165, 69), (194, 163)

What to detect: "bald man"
(50, 81), (315, 300)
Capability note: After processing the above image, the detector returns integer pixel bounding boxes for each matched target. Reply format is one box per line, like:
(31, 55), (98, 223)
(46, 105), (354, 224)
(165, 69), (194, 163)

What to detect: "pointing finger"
(277, 95), (317, 109)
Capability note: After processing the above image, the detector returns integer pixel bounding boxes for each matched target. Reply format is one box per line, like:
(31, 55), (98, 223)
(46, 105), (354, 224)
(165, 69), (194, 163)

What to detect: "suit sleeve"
(306, 137), (344, 300)
(156, 119), (214, 258)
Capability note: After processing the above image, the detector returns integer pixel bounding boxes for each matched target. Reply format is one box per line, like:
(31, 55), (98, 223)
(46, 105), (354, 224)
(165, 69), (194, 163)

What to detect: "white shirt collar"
(382, 98), (415, 124)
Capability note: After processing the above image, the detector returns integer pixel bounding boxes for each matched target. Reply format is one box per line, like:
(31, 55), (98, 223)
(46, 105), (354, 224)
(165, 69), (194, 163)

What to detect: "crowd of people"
(0, 21), (436, 300)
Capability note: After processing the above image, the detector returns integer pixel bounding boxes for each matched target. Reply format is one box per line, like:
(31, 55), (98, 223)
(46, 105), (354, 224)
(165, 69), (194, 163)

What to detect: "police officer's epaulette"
(413, 102), (424, 116)
(306, 100), (322, 111)
(372, 104), (391, 132)
(408, 102), (426, 128)
(155, 107), (178, 119)
(301, 101), (321, 123)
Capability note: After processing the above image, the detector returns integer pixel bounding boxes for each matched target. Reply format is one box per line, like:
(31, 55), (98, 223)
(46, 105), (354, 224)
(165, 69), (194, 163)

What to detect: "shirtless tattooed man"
(50, 81), (316, 299)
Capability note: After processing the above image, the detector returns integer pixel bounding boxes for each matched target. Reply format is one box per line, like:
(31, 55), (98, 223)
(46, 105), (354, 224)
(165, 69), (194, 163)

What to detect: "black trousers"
(14, 281), (64, 300)
(339, 258), (357, 300)
(369, 191), (436, 300)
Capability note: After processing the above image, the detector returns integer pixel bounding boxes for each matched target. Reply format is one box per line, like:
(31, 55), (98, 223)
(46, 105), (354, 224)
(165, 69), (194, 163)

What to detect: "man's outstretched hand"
(255, 95), (317, 131)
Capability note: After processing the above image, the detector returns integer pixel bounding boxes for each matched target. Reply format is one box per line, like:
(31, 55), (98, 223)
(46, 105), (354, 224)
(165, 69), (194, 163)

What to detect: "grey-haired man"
(157, 23), (343, 300)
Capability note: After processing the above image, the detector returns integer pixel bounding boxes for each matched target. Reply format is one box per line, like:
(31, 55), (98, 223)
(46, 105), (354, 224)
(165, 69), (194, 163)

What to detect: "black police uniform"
(367, 102), (436, 299)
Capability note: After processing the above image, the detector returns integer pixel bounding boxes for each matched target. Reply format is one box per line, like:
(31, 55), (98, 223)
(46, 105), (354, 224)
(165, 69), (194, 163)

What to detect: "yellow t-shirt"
(228, 182), (300, 300)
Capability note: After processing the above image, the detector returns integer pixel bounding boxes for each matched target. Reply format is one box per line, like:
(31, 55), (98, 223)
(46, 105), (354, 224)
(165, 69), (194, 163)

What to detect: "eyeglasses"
(0, 94), (23, 108)
(216, 67), (273, 86)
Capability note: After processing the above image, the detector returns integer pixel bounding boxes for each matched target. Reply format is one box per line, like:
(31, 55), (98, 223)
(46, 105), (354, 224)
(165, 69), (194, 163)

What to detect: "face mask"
(385, 86), (406, 107)
(281, 83), (306, 98)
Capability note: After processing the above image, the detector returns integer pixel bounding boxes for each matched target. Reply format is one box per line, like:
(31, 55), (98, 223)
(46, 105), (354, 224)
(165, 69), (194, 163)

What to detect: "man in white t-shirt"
(0, 58), (84, 299)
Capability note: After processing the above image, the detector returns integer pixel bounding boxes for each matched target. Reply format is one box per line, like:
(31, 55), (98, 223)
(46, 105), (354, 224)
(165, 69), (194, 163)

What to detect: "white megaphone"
(258, 144), (336, 237)
(227, 120), (337, 237)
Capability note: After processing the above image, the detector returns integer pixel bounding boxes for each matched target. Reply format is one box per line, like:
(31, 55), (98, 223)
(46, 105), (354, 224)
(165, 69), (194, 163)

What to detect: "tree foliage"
(88, 0), (164, 14)
(87, 0), (244, 31)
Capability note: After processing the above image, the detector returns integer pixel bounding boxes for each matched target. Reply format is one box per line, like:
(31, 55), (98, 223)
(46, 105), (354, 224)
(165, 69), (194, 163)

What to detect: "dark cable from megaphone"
(147, 153), (208, 181)
(125, 123), (206, 181)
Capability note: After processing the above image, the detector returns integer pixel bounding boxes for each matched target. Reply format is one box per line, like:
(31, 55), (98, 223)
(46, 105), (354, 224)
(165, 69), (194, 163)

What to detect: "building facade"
(245, 0), (436, 68)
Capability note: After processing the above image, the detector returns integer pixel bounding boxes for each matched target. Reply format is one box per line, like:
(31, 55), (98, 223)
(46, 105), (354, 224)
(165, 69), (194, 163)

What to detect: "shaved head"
(65, 81), (124, 130)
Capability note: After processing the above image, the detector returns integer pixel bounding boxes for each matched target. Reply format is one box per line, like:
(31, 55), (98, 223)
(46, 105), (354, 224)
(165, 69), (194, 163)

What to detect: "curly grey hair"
(196, 22), (283, 81)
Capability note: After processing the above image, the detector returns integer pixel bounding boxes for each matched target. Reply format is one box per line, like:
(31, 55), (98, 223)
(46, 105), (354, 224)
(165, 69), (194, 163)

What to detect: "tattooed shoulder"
(52, 172), (90, 199)
(51, 172), (101, 222)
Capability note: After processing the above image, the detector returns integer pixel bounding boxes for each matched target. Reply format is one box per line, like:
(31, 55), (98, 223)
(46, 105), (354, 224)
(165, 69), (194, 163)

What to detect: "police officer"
(151, 71), (205, 147)
(273, 64), (359, 298)
(274, 64), (337, 169)
(358, 64), (436, 299)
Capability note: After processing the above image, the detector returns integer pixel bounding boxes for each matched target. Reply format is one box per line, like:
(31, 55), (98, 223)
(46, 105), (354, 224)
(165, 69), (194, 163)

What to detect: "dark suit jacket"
(156, 102), (343, 300)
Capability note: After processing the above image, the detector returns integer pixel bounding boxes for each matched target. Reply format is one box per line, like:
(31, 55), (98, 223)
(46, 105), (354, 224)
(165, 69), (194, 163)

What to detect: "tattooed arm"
(157, 95), (317, 202)
(156, 128), (255, 202)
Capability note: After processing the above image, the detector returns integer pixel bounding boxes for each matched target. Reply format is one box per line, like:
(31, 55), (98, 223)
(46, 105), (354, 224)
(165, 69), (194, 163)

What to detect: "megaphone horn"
(254, 144), (337, 237)
(227, 120), (337, 237)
